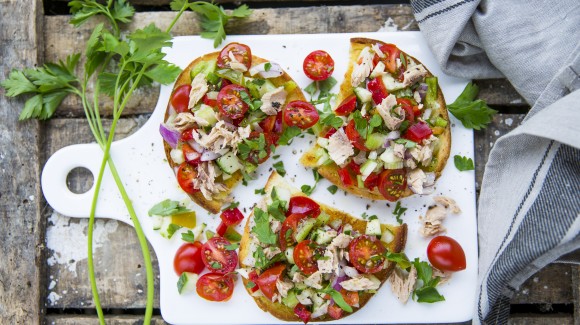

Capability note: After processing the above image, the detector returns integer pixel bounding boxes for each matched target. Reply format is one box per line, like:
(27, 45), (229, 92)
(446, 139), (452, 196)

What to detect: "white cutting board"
(41, 32), (477, 324)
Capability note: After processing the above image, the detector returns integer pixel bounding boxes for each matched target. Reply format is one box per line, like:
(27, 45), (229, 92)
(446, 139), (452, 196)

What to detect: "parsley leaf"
(278, 126), (301, 145)
(223, 201), (240, 211)
(273, 161), (286, 177)
(251, 208), (277, 245)
(394, 138), (417, 148)
(321, 288), (353, 313)
(412, 258), (445, 303)
(385, 252), (412, 270)
(327, 185), (338, 194)
(454, 155), (475, 171)
(166, 224), (183, 239)
(393, 201), (407, 224)
(301, 170), (321, 195)
(148, 199), (191, 216)
(177, 273), (188, 294)
(255, 188), (266, 195)
(448, 82), (497, 130)
(320, 113), (344, 129)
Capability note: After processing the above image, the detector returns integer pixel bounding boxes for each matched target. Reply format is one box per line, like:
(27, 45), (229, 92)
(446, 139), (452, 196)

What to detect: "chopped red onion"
(188, 140), (204, 153)
(249, 62), (284, 78)
(201, 150), (221, 161)
(185, 150), (201, 163)
(386, 130), (400, 140)
(332, 275), (348, 291)
(159, 123), (180, 149)
(417, 83), (428, 101)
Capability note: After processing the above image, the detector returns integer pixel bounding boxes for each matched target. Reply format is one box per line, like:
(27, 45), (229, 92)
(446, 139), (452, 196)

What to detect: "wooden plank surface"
(0, 0), (46, 324)
(43, 7), (524, 118)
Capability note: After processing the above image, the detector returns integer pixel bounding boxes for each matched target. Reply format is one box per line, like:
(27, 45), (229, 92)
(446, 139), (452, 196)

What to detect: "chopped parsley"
(223, 201), (240, 211)
(327, 185), (338, 194)
(447, 82), (497, 130)
(264, 62), (272, 71)
(273, 161), (286, 177)
(180, 230), (196, 243)
(166, 224), (182, 239)
(238, 133), (267, 161)
(177, 273), (188, 294)
(210, 261), (222, 269)
(255, 188), (266, 195)
(454, 155), (474, 171)
(412, 258), (445, 303)
(301, 170), (321, 195)
(393, 201), (407, 224)
(394, 138), (417, 148)
(278, 126), (301, 145)
(148, 199), (191, 216)
(245, 281), (256, 289)
(251, 208), (277, 245)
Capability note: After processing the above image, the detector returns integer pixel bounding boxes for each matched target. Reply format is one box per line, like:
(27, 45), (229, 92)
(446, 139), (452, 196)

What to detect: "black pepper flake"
(272, 102), (281, 108)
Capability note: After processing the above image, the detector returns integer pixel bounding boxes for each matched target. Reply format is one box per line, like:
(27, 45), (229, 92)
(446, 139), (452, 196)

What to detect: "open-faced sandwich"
(301, 38), (451, 201)
(238, 171), (407, 323)
(160, 42), (310, 213)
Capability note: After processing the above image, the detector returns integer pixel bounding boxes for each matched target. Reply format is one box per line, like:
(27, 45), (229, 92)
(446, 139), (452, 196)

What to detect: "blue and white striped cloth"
(410, 1), (580, 323)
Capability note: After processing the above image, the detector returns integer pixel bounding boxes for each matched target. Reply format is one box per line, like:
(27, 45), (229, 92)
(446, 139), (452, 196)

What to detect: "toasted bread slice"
(164, 52), (306, 213)
(301, 37), (451, 201)
(239, 171), (407, 322)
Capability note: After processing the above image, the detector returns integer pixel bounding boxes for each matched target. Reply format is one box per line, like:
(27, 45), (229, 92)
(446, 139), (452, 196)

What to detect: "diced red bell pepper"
(220, 207), (244, 227)
(366, 77), (389, 105)
(363, 172), (379, 190)
(216, 221), (228, 237)
(338, 166), (354, 186)
(403, 121), (433, 143)
(294, 303), (312, 324)
(348, 160), (361, 175)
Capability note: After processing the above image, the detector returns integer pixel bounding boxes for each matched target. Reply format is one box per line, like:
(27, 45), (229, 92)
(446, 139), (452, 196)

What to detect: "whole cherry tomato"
(427, 235), (466, 272)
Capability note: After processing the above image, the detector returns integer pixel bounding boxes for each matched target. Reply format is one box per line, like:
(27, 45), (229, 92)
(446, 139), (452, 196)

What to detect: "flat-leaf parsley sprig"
(1, 1), (253, 324)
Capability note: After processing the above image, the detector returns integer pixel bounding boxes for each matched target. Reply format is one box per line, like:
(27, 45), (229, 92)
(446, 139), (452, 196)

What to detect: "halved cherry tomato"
(377, 169), (406, 201)
(397, 98), (419, 122)
(379, 43), (401, 74)
(363, 172), (379, 190)
(284, 100), (319, 129)
(248, 270), (259, 293)
(294, 240), (320, 275)
(334, 94), (357, 116)
(202, 94), (217, 108)
(403, 121), (433, 143)
(348, 235), (387, 273)
(259, 115), (277, 133)
(427, 236), (466, 272)
(176, 162), (199, 194)
(294, 303), (312, 324)
(366, 77), (389, 105)
(322, 127), (337, 138)
(279, 213), (308, 251)
(171, 84), (191, 113)
(327, 303), (343, 320)
(182, 143), (201, 165)
(216, 221), (228, 237)
(173, 241), (204, 275)
(217, 42), (252, 71)
(341, 289), (360, 307)
(337, 166), (354, 187)
(255, 264), (285, 300)
(287, 196), (321, 218)
(196, 273), (234, 302)
(345, 120), (368, 151)
(303, 50), (334, 81)
(348, 160), (361, 175)
(221, 207), (244, 226)
(217, 84), (250, 119)
(201, 236), (238, 274)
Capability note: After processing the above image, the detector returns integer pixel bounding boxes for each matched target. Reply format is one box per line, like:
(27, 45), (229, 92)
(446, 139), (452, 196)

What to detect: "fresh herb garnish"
(393, 201), (407, 224)
(301, 170), (321, 195)
(327, 185), (338, 194)
(394, 138), (417, 148)
(399, 52), (407, 68)
(181, 230), (197, 243)
(385, 252), (412, 269)
(447, 82), (497, 130)
(238, 133), (267, 160)
(273, 161), (286, 177)
(278, 126), (301, 145)
(177, 273), (188, 294)
(148, 199), (191, 216)
(264, 62), (272, 71)
(321, 288), (353, 313)
(454, 155), (475, 171)
(320, 113), (344, 129)
(211, 261), (223, 269)
(223, 201), (240, 211)
(251, 208), (277, 245)
(255, 188), (266, 195)
(166, 224), (183, 239)
(412, 258), (445, 303)
(245, 281), (256, 289)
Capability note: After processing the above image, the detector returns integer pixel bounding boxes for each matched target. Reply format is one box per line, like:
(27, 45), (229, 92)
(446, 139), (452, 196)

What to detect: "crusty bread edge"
(300, 37), (451, 201)
(239, 171), (408, 322)
(163, 52), (306, 213)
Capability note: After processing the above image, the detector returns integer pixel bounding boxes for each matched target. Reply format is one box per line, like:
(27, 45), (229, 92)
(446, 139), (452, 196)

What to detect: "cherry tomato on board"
(173, 241), (204, 275)
(334, 94), (358, 116)
(344, 120), (368, 152)
(287, 196), (321, 218)
(279, 213), (309, 251)
(348, 235), (387, 274)
(176, 162), (199, 194)
(427, 235), (467, 272)
(217, 42), (252, 71)
(171, 84), (191, 113)
(303, 50), (335, 81)
(283, 100), (320, 129)
(255, 264), (285, 300)
(294, 303), (312, 324)
(196, 273), (235, 302)
(201, 236), (238, 274)
(377, 169), (407, 201)
(217, 84), (250, 120)
(293, 240), (320, 275)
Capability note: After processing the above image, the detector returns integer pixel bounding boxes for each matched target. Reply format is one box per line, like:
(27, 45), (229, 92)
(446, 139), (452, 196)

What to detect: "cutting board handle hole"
(66, 167), (94, 194)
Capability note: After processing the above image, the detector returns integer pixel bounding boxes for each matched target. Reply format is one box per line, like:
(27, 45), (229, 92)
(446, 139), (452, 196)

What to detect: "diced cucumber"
(189, 223), (207, 241)
(360, 159), (378, 179)
(381, 228), (395, 244)
(243, 161), (258, 174)
(170, 148), (185, 165)
(357, 175), (364, 188)
(206, 91), (218, 100)
(354, 87), (373, 103)
(295, 218), (316, 243)
(217, 152), (242, 175)
(216, 69), (244, 85)
(295, 282), (307, 291)
(329, 219), (342, 230)
(205, 229), (215, 240)
(313, 147), (331, 166)
(151, 215), (164, 230)
(282, 289), (299, 308)
(177, 272), (199, 294)
(190, 60), (216, 79)
(381, 73), (405, 91)
(285, 247), (295, 264)
(316, 137), (329, 149)
(310, 123), (324, 137)
(224, 227), (242, 242)
(194, 104), (218, 126)
(435, 116), (448, 127)
(272, 186), (291, 209)
(284, 80), (298, 93)
(424, 77), (438, 109)
(366, 218), (382, 236)
(257, 79), (277, 97)
(315, 211), (330, 226)
(159, 218), (181, 239)
(379, 147), (403, 169)
(206, 72), (220, 85)
(313, 228), (336, 245)
(364, 133), (387, 150)
(370, 61), (386, 78)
